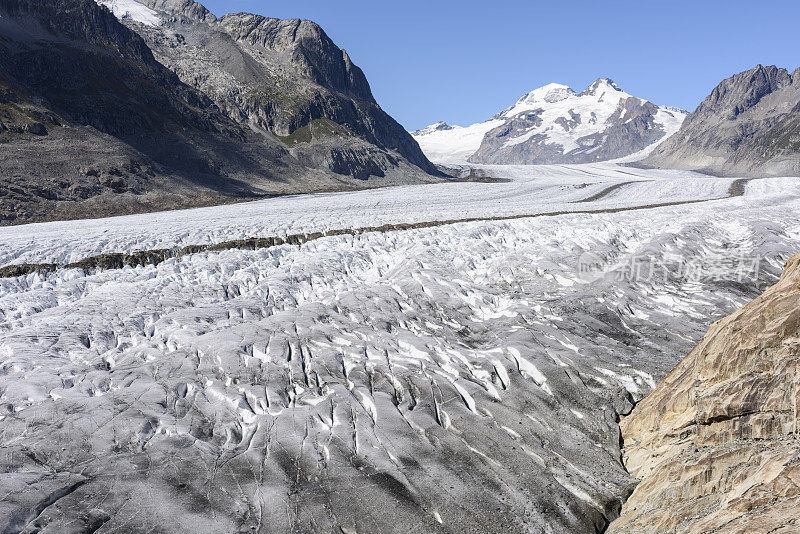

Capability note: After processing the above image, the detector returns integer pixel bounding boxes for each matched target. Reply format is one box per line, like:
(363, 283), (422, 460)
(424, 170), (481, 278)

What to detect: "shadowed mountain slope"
(0, 0), (440, 225)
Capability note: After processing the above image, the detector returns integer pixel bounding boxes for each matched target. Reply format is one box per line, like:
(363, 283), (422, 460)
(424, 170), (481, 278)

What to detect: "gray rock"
(145, 0), (215, 22)
(134, 0), (438, 175)
(640, 65), (800, 177)
(22, 122), (47, 135)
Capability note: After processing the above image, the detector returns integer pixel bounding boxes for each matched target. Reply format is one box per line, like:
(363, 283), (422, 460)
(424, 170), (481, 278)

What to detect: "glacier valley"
(1, 164), (799, 533)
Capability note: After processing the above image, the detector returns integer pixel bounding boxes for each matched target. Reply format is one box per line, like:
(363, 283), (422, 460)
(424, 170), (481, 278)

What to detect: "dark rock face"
(2, 0), (155, 60)
(642, 65), (800, 176)
(0, 0), (439, 225)
(1, 0), (231, 138)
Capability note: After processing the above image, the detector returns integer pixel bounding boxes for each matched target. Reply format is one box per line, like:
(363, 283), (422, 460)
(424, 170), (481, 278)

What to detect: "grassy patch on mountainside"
(0, 84), (60, 134)
(278, 117), (350, 146)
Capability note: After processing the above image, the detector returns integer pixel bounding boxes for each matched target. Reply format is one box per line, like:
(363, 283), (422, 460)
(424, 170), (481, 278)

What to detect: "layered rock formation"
(0, 0), (439, 225)
(609, 253), (800, 533)
(642, 65), (800, 177)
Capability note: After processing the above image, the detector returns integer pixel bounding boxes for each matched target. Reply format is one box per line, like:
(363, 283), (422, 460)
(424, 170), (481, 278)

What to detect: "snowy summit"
(412, 78), (687, 165)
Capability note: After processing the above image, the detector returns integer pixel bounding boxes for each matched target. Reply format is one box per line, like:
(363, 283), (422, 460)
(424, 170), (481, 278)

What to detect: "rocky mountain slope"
(641, 65), (800, 177)
(609, 253), (800, 533)
(411, 80), (686, 165)
(107, 0), (437, 178)
(0, 0), (439, 225)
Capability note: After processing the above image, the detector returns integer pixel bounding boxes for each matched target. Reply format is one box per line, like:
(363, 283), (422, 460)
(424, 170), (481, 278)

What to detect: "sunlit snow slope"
(1, 164), (799, 533)
(96, 0), (160, 26)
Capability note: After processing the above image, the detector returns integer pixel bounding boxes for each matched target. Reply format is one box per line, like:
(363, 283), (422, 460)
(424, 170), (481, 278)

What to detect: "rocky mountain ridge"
(411, 79), (686, 165)
(121, 0), (438, 176)
(641, 64), (800, 177)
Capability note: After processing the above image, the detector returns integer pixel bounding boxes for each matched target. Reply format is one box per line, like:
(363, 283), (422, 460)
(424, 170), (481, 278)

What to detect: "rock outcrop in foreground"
(609, 253), (800, 533)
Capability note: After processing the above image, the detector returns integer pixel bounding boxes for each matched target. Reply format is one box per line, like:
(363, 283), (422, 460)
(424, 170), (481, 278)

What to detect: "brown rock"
(609, 254), (800, 534)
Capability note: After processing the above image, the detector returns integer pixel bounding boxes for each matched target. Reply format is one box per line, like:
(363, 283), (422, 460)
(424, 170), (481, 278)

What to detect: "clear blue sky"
(201, 0), (800, 131)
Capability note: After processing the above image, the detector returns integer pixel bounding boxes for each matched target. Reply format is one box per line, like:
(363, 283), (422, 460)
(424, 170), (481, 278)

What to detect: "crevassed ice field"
(1, 164), (799, 533)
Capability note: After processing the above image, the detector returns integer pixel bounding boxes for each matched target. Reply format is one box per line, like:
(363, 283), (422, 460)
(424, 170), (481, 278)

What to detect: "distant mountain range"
(0, 0), (440, 225)
(411, 79), (687, 165)
(641, 64), (800, 177)
(414, 66), (800, 178)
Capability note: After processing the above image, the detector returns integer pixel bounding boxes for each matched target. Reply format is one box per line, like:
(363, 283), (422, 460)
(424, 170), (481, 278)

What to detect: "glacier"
(96, 0), (160, 26)
(1, 163), (799, 533)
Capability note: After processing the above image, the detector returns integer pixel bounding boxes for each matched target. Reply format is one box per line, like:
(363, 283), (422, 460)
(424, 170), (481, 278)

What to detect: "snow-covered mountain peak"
(579, 77), (624, 97)
(411, 77), (687, 165)
(517, 83), (577, 105)
(499, 78), (634, 121)
(411, 121), (454, 136)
